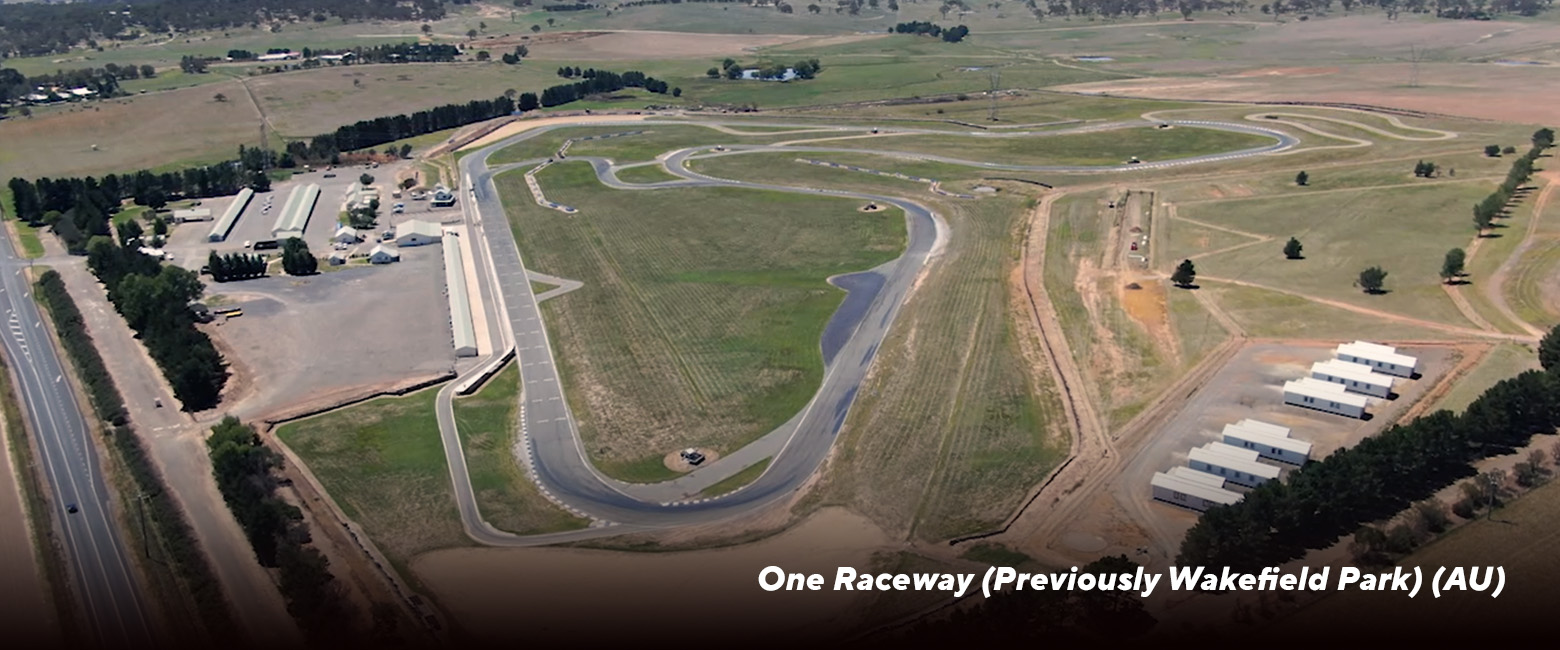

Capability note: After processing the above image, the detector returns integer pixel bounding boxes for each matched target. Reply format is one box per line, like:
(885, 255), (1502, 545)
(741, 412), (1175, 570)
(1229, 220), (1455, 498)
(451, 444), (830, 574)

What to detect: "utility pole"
(1408, 45), (1423, 89)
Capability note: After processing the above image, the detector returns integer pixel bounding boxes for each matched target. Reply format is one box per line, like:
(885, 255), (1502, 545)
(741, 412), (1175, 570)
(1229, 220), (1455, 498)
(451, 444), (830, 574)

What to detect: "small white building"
(333, 225), (363, 244)
(1311, 358), (1395, 398)
(1335, 341), (1418, 378)
(1284, 377), (1369, 419)
(1221, 421), (1311, 465)
(1151, 467), (1242, 512)
(395, 220), (443, 247)
(369, 244), (400, 264)
(1187, 442), (1281, 488)
(173, 207), (212, 222)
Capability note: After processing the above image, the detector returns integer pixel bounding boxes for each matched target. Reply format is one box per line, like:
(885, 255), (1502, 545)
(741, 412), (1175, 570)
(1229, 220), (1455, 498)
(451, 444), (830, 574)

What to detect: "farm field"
(452, 362), (590, 535)
(275, 386), (470, 575)
(820, 125), (1276, 167)
(496, 161), (906, 482)
(1176, 181), (1498, 328)
(819, 193), (1068, 542)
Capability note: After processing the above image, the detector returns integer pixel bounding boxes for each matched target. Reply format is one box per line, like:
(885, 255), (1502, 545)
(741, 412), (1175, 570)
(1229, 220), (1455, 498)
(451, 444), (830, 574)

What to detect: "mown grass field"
(818, 194), (1067, 542)
(821, 125), (1276, 166)
(689, 150), (988, 194)
(612, 163), (682, 184)
(1200, 283), (1464, 340)
(275, 386), (469, 571)
(497, 161), (905, 482)
(452, 362), (590, 535)
(1431, 344), (1542, 414)
(488, 125), (813, 167)
(1180, 181), (1498, 328)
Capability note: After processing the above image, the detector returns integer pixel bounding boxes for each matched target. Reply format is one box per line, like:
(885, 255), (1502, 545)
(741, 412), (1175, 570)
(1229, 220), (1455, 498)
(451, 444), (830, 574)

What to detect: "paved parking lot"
(205, 248), (456, 420)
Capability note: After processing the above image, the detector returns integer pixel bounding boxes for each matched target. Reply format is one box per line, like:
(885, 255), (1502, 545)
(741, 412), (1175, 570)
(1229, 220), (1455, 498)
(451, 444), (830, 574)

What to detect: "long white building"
(272, 184), (319, 240)
(1311, 358), (1395, 398)
(1222, 420), (1311, 465)
(208, 188), (253, 242)
(441, 232), (477, 357)
(1284, 377), (1368, 419)
(1187, 442), (1281, 488)
(1151, 467), (1242, 512)
(1335, 341), (1418, 378)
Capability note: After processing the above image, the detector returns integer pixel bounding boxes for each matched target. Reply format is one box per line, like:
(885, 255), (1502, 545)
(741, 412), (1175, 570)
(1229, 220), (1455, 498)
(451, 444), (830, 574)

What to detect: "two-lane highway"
(0, 235), (156, 648)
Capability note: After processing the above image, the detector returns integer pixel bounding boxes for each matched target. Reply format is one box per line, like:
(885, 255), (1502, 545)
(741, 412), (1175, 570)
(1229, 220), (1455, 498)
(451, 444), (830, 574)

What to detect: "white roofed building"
(395, 220), (443, 247)
(1311, 358), (1395, 398)
(1284, 377), (1369, 419)
(1221, 420), (1311, 465)
(1151, 467), (1242, 512)
(1187, 442), (1281, 488)
(1335, 341), (1418, 378)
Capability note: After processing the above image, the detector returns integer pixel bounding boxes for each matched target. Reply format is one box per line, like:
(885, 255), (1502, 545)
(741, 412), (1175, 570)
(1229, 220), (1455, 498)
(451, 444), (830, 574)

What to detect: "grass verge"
(452, 361), (589, 534)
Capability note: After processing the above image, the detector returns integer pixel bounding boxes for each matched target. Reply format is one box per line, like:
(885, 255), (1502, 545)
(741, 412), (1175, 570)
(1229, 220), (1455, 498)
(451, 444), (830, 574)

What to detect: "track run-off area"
(439, 115), (1300, 546)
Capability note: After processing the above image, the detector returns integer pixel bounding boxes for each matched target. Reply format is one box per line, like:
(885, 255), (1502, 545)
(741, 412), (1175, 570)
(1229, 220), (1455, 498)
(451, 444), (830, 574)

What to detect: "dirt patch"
(1119, 276), (1178, 366)
(1232, 66), (1340, 77)
(461, 114), (651, 150)
(663, 447), (721, 473)
(411, 508), (891, 644)
(859, 201), (886, 213)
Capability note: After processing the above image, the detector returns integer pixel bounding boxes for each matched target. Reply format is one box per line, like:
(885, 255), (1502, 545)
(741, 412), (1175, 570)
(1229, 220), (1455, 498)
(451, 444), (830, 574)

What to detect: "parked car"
(679, 449), (706, 466)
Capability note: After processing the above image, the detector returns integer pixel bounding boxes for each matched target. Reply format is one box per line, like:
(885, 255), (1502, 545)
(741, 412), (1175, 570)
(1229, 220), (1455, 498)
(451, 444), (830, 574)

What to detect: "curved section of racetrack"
(437, 117), (1297, 546)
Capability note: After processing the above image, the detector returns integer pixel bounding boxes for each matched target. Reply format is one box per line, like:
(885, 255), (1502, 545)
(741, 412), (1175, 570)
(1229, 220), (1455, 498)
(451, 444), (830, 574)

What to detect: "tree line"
(0, 0), (448, 58)
(535, 69), (672, 108)
(207, 417), (353, 642)
(33, 270), (238, 642)
(86, 238), (228, 412)
(893, 21), (972, 43)
(7, 148), (273, 253)
(1471, 129), (1549, 235)
(0, 66), (127, 106)
(1178, 331), (1560, 571)
(206, 251), (270, 283)
(706, 58), (823, 81)
(288, 95), (516, 162)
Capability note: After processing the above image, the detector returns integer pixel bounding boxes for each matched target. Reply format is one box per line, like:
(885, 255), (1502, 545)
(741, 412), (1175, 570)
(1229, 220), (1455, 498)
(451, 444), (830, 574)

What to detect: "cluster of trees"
(1178, 335), (1560, 571)
(541, 2), (599, 10)
(288, 95), (516, 162)
(348, 198), (381, 229)
(280, 238), (319, 276)
(207, 417), (351, 641)
(1412, 159), (1440, 177)
(33, 270), (237, 641)
(900, 555), (1155, 643)
(617, 0), (748, 6)
(893, 21), (971, 43)
(0, 66), (128, 106)
(206, 251), (270, 283)
(707, 58), (823, 81)
(0, 0), (447, 58)
(8, 147), (273, 252)
(499, 45), (529, 65)
(535, 69), (673, 107)
(179, 55), (210, 74)
(86, 238), (228, 411)
(307, 42), (462, 64)
(1472, 129), (1549, 235)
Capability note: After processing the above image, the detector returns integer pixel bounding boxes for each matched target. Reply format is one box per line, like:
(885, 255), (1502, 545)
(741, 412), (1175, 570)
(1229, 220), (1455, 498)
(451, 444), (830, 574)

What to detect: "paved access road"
(0, 236), (156, 647)
(439, 117), (1295, 544)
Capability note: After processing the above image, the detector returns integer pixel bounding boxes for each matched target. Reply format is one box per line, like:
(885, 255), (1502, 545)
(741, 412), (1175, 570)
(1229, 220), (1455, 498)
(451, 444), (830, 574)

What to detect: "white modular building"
(1284, 377), (1369, 419)
(1187, 442), (1281, 488)
(1335, 341), (1418, 378)
(173, 207), (212, 222)
(1151, 467), (1242, 512)
(1311, 358), (1395, 398)
(333, 225), (362, 244)
(1222, 420), (1312, 465)
(395, 219), (443, 247)
(369, 244), (400, 264)
(208, 188), (253, 242)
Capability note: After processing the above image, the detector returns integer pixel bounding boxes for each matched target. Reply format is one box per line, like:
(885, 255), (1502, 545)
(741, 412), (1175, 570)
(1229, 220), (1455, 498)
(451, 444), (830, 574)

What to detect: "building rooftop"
(1188, 442), (1281, 480)
(1151, 470), (1243, 506)
(1222, 422), (1312, 456)
(1336, 341), (1418, 367)
(1312, 359), (1395, 388)
(1284, 377), (1370, 408)
(396, 219), (443, 238)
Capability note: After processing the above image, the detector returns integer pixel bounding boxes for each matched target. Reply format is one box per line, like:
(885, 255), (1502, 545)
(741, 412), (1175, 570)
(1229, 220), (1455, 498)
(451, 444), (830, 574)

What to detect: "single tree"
(476, 50), (491, 61)
(1170, 259), (1197, 287)
(531, 24), (541, 33)
(1484, 144), (1502, 157)
(467, 29), (478, 39)
(1294, 170), (1309, 186)
(672, 87), (682, 98)
(1473, 204), (1493, 235)
(1358, 266), (1388, 294)
(1539, 323), (1560, 371)
(213, 93), (228, 102)
(280, 237), (318, 276)
(1502, 145), (1517, 155)
(421, 24), (432, 35)
(547, 17), (555, 26)
(1533, 128), (1556, 149)
(152, 216), (168, 237)
(1440, 248), (1465, 283)
(359, 173), (374, 186)
(1283, 237), (1303, 259)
